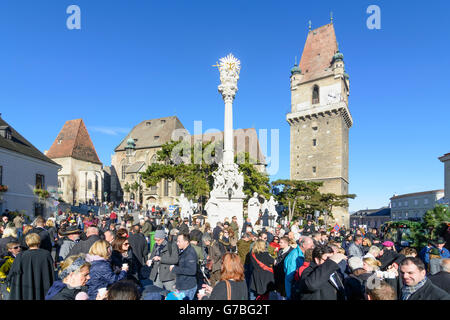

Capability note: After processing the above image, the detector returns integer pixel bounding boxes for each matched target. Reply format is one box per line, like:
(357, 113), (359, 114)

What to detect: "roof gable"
(46, 119), (102, 164)
(299, 23), (338, 83)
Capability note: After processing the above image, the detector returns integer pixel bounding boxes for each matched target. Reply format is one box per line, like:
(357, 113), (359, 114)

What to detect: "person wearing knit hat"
(382, 240), (395, 248)
(154, 229), (166, 240)
(147, 228), (178, 291)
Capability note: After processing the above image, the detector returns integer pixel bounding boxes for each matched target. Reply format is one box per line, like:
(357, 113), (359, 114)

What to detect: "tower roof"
(46, 119), (102, 164)
(299, 23), (339, 83)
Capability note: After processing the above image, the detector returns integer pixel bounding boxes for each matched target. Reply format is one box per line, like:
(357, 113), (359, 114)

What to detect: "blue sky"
(0, 0), (449, 212)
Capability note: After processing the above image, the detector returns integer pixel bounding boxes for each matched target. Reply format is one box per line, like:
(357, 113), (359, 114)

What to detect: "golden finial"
(212, 61), (220, 68)
(330, 12), (333, 23)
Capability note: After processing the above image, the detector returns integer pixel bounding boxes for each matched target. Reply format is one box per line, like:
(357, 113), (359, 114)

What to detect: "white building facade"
(390, 190), (444, 221)
(0, 117), (60, 218)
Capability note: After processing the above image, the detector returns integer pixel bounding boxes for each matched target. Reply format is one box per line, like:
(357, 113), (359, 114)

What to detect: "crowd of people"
(0, 207), (449, 301)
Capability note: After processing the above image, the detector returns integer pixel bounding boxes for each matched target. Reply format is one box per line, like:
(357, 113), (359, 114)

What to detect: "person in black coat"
(249, 240), (275, 299)
(213, 222), (223, 241)
(273, 237), (293, 297)
(399, 257), (449, 300)
(297, 245), (347, 300)
(343, 268), (374, 300)
(302, 220), (316, 236)
(178, 219), (190, 236)
(429, 270), (450, 294)
(29, 216), (53, 252)
(68, 227), (102, 256)
(7, 233), (54, 300)
(128, 225), (149, 266)
(428, 258), (450, 293)
(111, 236), (141, 283)
(170, 234), (198, 300)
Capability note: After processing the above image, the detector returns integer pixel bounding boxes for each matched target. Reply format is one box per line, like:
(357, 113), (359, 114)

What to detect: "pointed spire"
(294, 55), (298, 66)
(308, 20), (312, 31)
(330, 12), (333, 23)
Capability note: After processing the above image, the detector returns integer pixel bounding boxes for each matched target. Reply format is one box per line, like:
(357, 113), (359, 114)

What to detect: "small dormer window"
(58, 139), (62, 144)
(161, 120), (166, 124)
(154, 136), (159, 140)
(146, 122), (151, 126)
(0, 126), (12, 140)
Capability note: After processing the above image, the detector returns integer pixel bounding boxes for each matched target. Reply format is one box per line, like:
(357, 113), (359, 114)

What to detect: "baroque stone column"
(206, 54), (245, 230)
(217, 54), (239, 166)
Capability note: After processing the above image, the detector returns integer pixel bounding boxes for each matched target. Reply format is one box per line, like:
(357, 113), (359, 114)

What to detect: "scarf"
(401, 278), (427, 300)
(281, 247), (290, 256)
(154, 240), (167, 257)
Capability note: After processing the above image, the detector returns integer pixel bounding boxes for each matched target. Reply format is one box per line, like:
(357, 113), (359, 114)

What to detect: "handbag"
(225, 280), (231, 300)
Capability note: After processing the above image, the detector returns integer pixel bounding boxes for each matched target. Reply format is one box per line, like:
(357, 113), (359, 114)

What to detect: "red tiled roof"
(47, 119), (102, 164)
(299, 23), (338, 83)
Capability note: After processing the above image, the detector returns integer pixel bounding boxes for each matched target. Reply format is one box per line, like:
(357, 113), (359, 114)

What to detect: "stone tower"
(286, 22), (353, 227)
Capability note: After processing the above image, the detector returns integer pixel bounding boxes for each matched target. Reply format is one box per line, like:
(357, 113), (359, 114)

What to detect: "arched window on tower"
(88, 180), (93, 190)
(312, 85), (320, 104)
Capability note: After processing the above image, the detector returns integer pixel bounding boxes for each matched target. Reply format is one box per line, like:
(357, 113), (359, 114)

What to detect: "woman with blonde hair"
(362, 238), (372, 255)
(85, 240), (128, 300)
(364, 246), (381, 259)
(249, 240), (275, 300)
(45, 254), (91, 300)
(198, 253), (248, 300)
(362, 257), (381, 272)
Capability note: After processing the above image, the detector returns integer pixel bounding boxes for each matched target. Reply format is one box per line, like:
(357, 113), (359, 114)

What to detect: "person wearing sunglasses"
(0, 242), (21, 300)
(111, 236), (139, 283)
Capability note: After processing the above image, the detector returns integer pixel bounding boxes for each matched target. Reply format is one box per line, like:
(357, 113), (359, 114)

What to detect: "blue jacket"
(45, 280), (66, 300)
(423, 247), (450, 265)
(85, 255), (127, 300)
(172, 244), (198, 291)
(283, 246), (304, 299)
